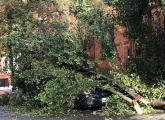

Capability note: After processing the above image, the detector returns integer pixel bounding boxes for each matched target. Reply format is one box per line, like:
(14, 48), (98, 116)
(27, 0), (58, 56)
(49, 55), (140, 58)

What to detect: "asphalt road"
(123, 114), (165, 120)
(0, 106), (165, 120)
(0, 112), (105, 120)
(1, 112), (165, 120)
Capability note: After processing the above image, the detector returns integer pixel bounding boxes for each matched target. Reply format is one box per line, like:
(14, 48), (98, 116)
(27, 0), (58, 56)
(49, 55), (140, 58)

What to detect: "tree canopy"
(0, 0), (164, 116)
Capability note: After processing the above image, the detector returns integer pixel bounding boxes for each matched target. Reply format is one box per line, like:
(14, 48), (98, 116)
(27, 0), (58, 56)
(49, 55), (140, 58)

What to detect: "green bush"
(9, 90), (29, 106)
(13, 61), (56, 96)
(103, 95), (134, 116)
(36, 68), (99, 114)
(0, 94), (10, 106)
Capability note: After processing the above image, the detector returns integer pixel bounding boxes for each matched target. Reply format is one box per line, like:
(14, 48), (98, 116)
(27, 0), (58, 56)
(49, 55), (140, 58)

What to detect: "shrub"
(9, 90), (29, 106)
(36, 68), (99, 114)
(13, 61), (56, 96)
(103, 95), (134, 116)
(0, 94), (10, 106)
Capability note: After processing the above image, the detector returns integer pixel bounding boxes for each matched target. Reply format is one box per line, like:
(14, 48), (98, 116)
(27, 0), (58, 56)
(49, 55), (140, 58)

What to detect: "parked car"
(74, 88), (112, 110)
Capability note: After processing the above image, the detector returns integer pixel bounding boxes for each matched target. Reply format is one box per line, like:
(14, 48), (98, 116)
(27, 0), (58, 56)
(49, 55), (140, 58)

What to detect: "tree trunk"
(151, 100), (165, 110)
(64, 66), (165, 111)
(87, 69), (165, 110)
(104, 85), (143, 114)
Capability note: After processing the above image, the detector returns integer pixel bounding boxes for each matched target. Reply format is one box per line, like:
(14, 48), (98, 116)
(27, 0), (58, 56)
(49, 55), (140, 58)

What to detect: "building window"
(0, 78), (9, 87)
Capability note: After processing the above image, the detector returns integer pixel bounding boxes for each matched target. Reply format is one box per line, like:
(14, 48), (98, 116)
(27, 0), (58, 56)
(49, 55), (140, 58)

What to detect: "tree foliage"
(0, 0), (165, 115)
(0, 0), (103, 112)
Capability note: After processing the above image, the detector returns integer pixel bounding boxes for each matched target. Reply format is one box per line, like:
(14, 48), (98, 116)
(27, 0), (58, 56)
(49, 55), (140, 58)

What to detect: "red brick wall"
(86, 37), (102, 60)
(114, 25), (130, 70)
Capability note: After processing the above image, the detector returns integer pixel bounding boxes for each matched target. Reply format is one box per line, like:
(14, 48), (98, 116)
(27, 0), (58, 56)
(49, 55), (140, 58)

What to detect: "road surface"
(0, 106), (164, 120)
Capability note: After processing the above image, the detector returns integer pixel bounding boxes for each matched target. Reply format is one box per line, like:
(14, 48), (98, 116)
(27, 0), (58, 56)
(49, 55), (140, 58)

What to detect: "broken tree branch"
(61, 64), (165, 110)
(103, 85), (143, 114)
(151, 100), (165, 110)
(86, 69), (165, 110)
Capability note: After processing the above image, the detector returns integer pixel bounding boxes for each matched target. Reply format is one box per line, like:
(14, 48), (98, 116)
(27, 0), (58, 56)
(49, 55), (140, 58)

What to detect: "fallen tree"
(81, 68), (165, 113)
(103, 85), (143, 114)
(98, 73), (165, 111)
(58, 64), (165, 113)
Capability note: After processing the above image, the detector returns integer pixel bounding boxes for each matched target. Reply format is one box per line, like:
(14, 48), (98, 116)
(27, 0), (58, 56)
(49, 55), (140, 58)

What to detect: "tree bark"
(151, 100), (165, 110)
(103, 85), (143, 114)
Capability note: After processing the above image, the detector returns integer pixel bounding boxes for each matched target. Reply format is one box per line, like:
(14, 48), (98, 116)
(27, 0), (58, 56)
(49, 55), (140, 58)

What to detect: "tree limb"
(103, 85), (143, 114)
